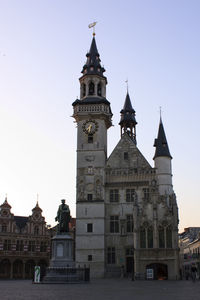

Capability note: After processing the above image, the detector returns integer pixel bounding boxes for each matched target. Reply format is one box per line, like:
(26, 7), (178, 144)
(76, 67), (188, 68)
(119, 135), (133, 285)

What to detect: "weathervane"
(159, 106), (162, 122)
(88, 21), (97, 36)
(125, 79), (129, 92)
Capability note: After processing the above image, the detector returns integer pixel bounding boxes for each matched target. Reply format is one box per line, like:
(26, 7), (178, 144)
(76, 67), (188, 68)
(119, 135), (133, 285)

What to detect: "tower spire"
(119, 92), (137, 143)
(153, 118), (172, 159)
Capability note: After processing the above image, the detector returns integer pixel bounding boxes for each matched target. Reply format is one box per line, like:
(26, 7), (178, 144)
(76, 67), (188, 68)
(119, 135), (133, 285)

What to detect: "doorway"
(146, 263), (168, 280)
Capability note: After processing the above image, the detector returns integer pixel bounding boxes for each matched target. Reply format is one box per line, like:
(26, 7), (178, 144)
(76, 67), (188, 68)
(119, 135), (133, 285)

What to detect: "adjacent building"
(0, 198), (51, 279)
(72, 34), (179, 279)
(179, 227), (200, 279)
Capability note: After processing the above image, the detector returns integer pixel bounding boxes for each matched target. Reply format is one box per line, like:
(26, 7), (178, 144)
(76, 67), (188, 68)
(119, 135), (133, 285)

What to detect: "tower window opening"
(88, 135), (93, 143)
(87, 223), (93, 233)
(87, 194), (93, 201)
(88, 255), (93, 261)
(88, 82), (95, 95)
(82, 83), (86, 97)
(97, 83), (102, 96)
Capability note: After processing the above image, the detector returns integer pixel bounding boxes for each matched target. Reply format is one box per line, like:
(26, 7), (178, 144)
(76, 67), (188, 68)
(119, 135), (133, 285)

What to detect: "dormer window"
(97, 83), (102, 96)
(89, 82), (95, 95)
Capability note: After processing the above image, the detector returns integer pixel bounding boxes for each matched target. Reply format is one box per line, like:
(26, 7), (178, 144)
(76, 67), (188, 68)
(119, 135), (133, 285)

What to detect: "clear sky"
(0, 0), (199, 232)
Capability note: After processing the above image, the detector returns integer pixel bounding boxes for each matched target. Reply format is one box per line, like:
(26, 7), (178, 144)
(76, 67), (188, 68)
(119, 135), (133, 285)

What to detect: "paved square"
(0, 279), (199, 300)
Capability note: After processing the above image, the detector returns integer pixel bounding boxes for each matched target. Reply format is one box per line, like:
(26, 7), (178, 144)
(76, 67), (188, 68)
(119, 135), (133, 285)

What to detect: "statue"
(55, 199), (71, 233)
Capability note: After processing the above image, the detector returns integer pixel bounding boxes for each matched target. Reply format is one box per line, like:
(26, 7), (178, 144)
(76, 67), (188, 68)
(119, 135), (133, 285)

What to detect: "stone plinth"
(50, 233), (75, 268)
(43, 233), (90, 283)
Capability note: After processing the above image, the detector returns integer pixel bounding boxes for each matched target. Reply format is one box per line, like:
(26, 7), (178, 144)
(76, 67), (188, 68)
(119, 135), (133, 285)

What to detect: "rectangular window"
(88, 166), (93, 174)
(88, 135), (93, 143)
(16, 240), (24, 251)
(88, 255), (92, 261)
(2, 224), (7, 233)
(109, 189), (119, 202)
(110, 216), (119, 233)
(87, 194), (93, 201)
(124, 152), (128, 160)
(87, 223), (93, 233)
(3, 239), (11, 251)
(126, 215), (133, 233)
(126, 189), (135, 202)
(143, 188), (150, 200)
(40, 241), (47, 252)
(107, 247), (115, 264)
(28, 240), (35, 252)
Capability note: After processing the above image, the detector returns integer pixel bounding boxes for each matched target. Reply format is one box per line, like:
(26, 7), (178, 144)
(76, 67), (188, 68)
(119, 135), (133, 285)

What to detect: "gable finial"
(88, 21), (97, 37)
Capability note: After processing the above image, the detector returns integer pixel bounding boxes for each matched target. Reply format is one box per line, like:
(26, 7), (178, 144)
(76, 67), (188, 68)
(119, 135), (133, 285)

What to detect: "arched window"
(147, 227), (153, 248)
(158, 227), (165, 248)
(140, 227), (146, 248)
(88, 81), (95, 95)
(97, 83), (102, 96)
(166, 226), (172, 248)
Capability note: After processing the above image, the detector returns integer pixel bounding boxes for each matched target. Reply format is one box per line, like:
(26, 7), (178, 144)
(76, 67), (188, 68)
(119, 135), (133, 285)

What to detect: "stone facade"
(0, 198), (51, 279)
(179, 227), (200, 279)
(73, 35), (179, 279)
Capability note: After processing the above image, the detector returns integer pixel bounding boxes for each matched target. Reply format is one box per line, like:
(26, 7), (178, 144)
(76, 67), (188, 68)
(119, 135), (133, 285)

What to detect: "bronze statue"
(55, 199), (71, 233)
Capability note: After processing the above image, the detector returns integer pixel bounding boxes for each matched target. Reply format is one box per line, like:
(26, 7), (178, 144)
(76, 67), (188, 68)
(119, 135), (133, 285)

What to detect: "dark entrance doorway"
(146, 263), (168, 280)
(0, 259), (11, 278)
(126, 257), (134, 274)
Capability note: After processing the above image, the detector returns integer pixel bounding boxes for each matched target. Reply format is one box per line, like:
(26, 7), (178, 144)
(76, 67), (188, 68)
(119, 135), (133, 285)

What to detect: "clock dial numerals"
(82, 120), (98, 135)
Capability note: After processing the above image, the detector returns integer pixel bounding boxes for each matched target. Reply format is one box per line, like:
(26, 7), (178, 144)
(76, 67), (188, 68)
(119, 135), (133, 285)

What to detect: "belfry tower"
(72, 34), (112, 277)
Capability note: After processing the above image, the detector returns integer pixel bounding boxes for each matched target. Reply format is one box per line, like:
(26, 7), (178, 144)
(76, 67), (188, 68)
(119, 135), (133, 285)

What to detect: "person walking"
(191, 264), (197, 282)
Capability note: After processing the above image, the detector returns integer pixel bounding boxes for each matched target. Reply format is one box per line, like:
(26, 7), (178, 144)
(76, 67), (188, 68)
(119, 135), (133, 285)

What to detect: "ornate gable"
(106, 133), (152, 171)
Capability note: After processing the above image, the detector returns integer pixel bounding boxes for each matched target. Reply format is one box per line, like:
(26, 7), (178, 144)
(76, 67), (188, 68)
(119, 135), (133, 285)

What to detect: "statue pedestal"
(50, 233), (75, 268)
(43, 233), (90, 283)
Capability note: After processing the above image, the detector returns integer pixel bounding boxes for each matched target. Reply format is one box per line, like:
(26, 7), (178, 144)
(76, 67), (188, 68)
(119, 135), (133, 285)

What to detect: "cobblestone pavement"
(0, 279), (200, 300)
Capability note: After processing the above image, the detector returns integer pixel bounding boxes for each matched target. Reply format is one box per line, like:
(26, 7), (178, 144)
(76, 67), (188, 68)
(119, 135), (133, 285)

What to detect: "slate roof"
(72, 96), (111, 106)
(14, 216), (28, 230)
(153, 119), (172, 159)
(81, 37), (106, 78)
(119, 93), (137, 126)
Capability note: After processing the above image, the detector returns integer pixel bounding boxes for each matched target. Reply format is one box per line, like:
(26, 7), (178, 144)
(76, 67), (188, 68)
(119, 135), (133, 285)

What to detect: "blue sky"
(0, 0), (199, 232)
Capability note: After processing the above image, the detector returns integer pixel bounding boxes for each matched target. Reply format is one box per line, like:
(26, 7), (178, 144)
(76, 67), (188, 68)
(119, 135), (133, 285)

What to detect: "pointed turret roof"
(153, 118), (172, 159)
(119, 92), (137, 125)
(81, 37), (105, 78)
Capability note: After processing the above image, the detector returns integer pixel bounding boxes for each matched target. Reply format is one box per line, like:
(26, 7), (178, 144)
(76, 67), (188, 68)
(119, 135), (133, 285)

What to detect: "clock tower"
(72, 35), (112, 277)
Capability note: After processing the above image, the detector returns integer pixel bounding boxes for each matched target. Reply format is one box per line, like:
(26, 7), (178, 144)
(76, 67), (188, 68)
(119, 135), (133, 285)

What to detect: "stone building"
(72, 34), (179, 279)
(0, 198), (51, 279)
(179, 227), (200, 279)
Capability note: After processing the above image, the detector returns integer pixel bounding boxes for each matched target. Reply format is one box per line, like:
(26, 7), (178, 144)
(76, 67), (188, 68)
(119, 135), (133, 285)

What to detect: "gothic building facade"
(72, 34), (179, 279)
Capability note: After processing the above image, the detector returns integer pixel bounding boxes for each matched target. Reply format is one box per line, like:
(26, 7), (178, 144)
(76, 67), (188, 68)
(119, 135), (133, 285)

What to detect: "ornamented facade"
(0, 198), (51, 279)
(72, 34), (179, 279)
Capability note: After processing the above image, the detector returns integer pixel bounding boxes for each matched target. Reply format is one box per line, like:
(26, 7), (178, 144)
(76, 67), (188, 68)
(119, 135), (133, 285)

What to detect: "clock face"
(82, 120), (98, 135)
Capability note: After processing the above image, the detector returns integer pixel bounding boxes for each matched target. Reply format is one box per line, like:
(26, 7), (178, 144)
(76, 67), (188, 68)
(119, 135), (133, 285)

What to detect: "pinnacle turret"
(119, 92), (137, 142)
(153, 118), (172, 159)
